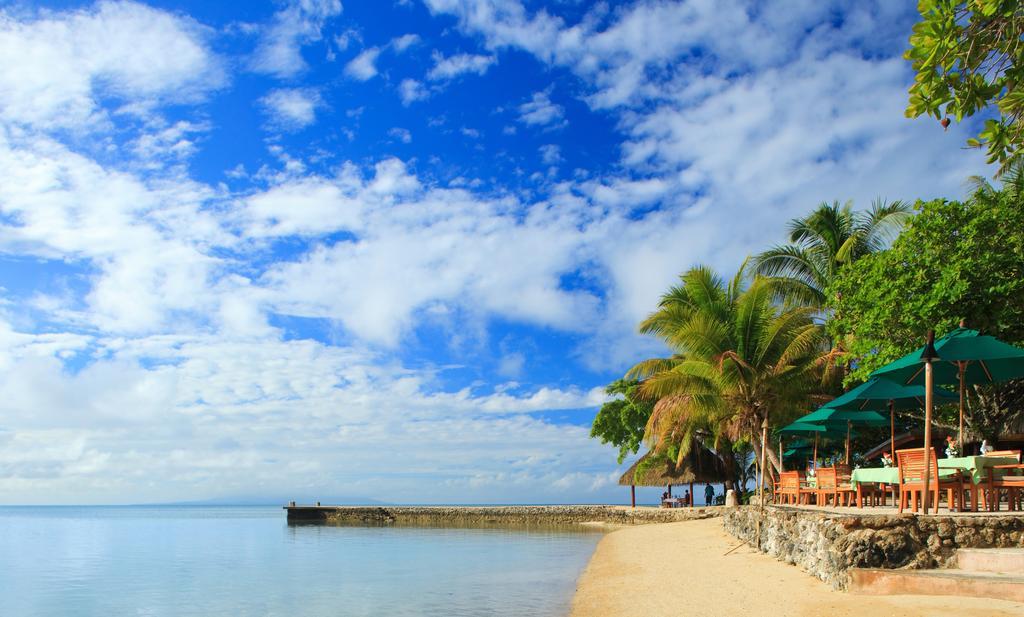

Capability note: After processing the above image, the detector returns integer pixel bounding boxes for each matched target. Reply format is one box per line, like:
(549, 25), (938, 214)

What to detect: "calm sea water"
(0, 506), (603, 617)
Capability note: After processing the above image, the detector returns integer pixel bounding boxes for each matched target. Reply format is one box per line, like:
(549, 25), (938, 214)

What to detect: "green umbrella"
(822, 378), (956, 460)
(871, 326), (1024, 446)
(798, 408), (887, 464)
(777, 421), (853, 471)
(799, 408), (888, 425)
(871, 326), (1024, 512)
(777, 421), (850, 435)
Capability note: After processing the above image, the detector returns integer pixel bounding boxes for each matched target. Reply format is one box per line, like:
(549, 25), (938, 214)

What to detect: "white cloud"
(0, 129), (228, 334)
(390, 33), (420, 53)
(333, 28), (359, 52)
(260, 88), (323, 130)
(518, 90), (564, 127)
(426, 51), (496, 81)
(398, 78), (430, 105)
(0, 321), (618, 505)
(129, 120), (208, 165)
(388, 127), (412, 143)
(345, 47), (381, 80)
(539, 144), (561, 165)
(250, 0), (342, 78)
(0, 0), (224, 129)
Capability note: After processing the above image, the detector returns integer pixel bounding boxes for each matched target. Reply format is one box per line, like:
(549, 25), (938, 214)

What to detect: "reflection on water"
(0, 506), (601, 617)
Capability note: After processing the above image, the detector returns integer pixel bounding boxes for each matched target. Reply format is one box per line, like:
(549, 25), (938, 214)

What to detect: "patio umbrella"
(870, 326), (1024, 446)
(822, 378), (956, 462)
(777, 421), (852, 472)
(797, 408), (887, 465)
(871, 325), (1024, 512)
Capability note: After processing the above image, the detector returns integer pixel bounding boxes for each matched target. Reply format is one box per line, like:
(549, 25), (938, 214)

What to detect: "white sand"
(570, 518), (1024, 617)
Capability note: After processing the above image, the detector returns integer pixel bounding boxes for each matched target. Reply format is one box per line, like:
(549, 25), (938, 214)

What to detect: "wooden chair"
(778, 471), (814, 505)
(834, 463), (858, 507)
(778, 471), (801, 505)
(988, 463), (1024, 511)
(969, 450), (1021, 510)
(896, 447), (965, 514)
(815, 467), (836, 506)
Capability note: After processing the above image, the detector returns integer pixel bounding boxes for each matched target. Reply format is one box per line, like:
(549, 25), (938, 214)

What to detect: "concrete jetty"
(284, 504), (720, 527)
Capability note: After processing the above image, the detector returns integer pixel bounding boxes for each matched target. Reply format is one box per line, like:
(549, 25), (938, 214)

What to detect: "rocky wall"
(723, 506), (1024, 589)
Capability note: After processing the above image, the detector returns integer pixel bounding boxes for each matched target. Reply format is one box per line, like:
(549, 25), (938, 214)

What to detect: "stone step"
(957, 548), (1024, 573)
(849, 568), (1024, 603)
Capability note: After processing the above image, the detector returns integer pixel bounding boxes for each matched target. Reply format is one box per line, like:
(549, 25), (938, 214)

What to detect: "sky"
(0, 0), (991, 505)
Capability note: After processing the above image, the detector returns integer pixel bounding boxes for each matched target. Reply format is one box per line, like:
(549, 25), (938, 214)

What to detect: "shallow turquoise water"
(0, 506), (602, 617)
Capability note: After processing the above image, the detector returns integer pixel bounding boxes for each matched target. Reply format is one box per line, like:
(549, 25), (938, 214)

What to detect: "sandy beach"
(570, 518), (1024, 617)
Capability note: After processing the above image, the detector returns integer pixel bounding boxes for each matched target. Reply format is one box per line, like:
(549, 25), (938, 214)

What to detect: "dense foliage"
(906, 1), (1024, 173)
(827, 181), (1024, 382)
(826, 173), (1024, 441)
(588, 379), (653, 464)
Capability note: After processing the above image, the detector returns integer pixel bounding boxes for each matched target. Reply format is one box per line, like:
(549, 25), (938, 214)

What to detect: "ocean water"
(0, 506), (603, 617)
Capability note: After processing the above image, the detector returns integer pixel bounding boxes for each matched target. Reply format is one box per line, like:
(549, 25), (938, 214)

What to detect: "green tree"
(627, 264), (832, 479)
(589, 379), (653, 464)
(828, 173), (1024, 439)
(905, 1), (1024, 174)
(752, 200), (910, 309)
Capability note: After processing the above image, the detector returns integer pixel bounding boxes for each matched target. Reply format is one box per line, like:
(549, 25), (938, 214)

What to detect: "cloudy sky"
(0, 0), (989, 504)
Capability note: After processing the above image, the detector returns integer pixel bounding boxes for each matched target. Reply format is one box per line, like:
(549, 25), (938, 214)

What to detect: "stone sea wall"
(287, 504), (721, 527)
(723, 505), (1024, 589)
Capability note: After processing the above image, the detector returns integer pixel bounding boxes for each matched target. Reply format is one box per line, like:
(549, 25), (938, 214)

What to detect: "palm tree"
(968, 158), (1024, 204)
(627, 264), (834, 479)
(752, 199), (910, 309)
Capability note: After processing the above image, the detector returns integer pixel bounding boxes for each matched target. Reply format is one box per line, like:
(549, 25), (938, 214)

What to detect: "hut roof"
(618, 446), (728, 486)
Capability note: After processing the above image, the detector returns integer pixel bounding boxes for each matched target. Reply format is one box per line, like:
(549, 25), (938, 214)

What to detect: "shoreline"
(569, 518), (1024, 617)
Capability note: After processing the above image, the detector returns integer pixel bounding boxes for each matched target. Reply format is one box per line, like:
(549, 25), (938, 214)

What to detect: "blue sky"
(0, 0), (990, 504)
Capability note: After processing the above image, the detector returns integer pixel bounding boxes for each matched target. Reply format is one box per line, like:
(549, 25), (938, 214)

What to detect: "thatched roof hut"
(618, 448), (728, 487)
(619, 447), (729, 507)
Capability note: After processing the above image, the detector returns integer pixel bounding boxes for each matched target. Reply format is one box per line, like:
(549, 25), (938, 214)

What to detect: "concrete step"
(850, 568), (1024, 603)
(957, 548), (1024, 573)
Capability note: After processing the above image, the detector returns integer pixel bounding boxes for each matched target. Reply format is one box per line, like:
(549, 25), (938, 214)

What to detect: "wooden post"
(689, 481), (694, 508)
(958, 361), (966, 449)
(759, 418), (769, 506)
(889, 399), (896, 459)
(922, 330), (937, 514)
(668, 484), (672, 498)
(779, 438), (784, 472)
(845, 420), (851, 465)
(630, 484), (636, 508)
(813, 433), (818, 471)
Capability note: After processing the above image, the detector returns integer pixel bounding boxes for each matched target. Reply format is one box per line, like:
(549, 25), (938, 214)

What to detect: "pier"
(284, 504), (720, 527)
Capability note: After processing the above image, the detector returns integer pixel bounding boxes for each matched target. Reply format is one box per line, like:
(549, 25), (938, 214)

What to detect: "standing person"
(683, 490), (690, 506)
(704, 483), (715, 506)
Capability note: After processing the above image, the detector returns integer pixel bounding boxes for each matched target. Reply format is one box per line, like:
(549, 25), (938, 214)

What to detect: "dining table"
(848, 455), (1018, 510)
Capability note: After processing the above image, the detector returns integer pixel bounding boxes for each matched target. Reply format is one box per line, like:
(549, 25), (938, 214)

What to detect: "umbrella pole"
(922, 331), (936, 514)
(889, 400), (896, 460)
(958, 362), (966, 449)
(846, 420), (851, 465)
(779, 438), (784, 472)
(813, 433), (818, 471)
